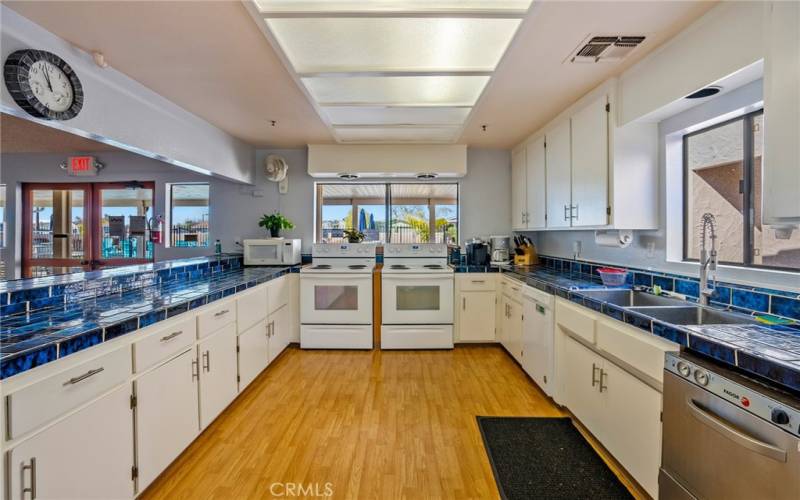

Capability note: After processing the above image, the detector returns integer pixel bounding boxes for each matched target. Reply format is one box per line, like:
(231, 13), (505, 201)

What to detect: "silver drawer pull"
(471, 280), (485, 284)
(22, 457), (36, 499)
(160, 331), (183, 343)
(214, 309), (230, 317)
(62, 367), (104, 387)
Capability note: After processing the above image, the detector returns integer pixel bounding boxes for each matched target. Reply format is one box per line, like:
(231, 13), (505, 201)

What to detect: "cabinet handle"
(471, 280), (485, 284)
(599, 369), (607, 393)
(462, 297), (466, 310)
(214, 309), (230, 318)
(591, 363), (599, 387)
(572, 204), (579, 221)
(270, 321), (275, 337)
(202, 350), (210, 372)
(62, 367), (104, 387)
(21, 457), (36, 499)
(510, 287), (520, 293)
(564, 205), (570, 221)
(160, 330), (183, 343)
(192, 358), (199, 381)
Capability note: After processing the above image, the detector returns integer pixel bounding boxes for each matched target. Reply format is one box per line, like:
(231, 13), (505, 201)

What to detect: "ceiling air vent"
(568, 35), (646, 63)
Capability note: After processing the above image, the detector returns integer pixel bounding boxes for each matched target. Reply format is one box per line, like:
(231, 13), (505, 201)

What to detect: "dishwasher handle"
(687, 398), (787, 463)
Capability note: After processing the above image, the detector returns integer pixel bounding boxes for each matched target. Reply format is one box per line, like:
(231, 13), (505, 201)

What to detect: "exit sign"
(67, 156), (99, 176)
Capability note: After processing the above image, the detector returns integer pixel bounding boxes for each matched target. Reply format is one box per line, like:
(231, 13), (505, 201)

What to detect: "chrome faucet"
(698, 213), (718, 306)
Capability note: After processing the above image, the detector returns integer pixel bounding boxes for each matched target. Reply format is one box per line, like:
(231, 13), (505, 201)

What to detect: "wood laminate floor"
(141, 345), (643, 499)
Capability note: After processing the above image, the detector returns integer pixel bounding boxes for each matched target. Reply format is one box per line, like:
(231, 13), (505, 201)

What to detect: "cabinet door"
(525, 136), (547, 228)
(8, 385), (134, 499)
(763, 1), (800, 223)
(601, 361), (662, 498)
(198, 323), (239, 430)
(510, 299), (524, 362)
(236, 285), (268, 334)
(511, 148), (528, 229)
(238, 319), (269, 391)
(562, 336), (603, 434)
(135, 349), (199, 492)
(268, 303), (291, 364)
(457, 291), (496, 342)
(545, 120), (572, 228)
(571, 94), (609, 227)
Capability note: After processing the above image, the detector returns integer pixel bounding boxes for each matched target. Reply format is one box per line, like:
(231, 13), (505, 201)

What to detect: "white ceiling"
(4, 0), (716, 149)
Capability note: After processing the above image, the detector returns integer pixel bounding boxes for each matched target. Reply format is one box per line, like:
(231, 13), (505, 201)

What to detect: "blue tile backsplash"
(1, 254), (296, 380)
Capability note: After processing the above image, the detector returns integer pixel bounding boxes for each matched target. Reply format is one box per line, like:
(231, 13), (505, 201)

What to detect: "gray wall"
(1, 148), (511, 278)
(526, 79), (797, 291)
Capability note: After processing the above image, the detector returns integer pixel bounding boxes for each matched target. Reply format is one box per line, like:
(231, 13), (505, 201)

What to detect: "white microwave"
(243, 239), (302, 266)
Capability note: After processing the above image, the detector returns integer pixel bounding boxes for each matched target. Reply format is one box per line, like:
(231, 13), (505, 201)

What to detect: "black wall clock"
(4, 49), (84, 120)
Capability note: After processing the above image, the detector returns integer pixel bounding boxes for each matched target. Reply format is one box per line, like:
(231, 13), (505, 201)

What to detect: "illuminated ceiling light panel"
(334, 126), (461, 143)
(255, 1), (533, 15)
(265, 17), (521, 73)
(322, 106), (472, 126)
(302, 75), (489, 106)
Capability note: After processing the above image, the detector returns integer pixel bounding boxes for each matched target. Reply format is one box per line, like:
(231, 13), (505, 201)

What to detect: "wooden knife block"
(514, 245), (539, 266)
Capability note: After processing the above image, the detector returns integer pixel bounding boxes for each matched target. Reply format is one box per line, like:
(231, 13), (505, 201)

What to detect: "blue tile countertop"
(492, 261), (800, 395)
(1, 256), (297, 380)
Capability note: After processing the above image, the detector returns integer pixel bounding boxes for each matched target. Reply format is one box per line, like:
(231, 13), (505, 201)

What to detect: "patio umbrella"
(358, 208), (366, 231)
(368, 213), (376, 230)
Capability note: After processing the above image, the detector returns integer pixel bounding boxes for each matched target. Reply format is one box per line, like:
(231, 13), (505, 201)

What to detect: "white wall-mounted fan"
(265, 154), (289, 194)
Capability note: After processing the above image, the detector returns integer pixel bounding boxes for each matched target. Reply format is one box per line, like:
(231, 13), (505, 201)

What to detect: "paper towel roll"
(594, 230), (633, 248)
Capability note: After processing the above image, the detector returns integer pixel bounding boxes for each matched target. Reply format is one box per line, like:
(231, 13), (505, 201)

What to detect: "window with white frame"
(169, 183), (210, 247)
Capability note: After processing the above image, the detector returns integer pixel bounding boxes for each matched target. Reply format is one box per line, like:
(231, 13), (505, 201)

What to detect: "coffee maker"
(490, 235), (511, 265)
(465, 239), (489, 266)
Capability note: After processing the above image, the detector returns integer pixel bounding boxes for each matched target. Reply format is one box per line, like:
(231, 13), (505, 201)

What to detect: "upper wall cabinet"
(511, 148), (528, 229)
(512, 80), (658, 232)
(763, 1), (800, 224)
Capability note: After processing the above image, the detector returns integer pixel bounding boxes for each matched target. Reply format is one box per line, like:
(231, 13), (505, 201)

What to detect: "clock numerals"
(4, 49), (83, 120)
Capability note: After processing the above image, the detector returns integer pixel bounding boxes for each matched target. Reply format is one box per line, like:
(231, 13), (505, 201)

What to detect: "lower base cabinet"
(500, 293), (523, 361)
(198, 323), (239, 430)
(8, 384), (134, 499)
(561, 335), (662, 496)
(457, 290), (496, 342)
(135, 349), (199, 492)
(268, 304), (291, 364)
(238, 319), (270, 390)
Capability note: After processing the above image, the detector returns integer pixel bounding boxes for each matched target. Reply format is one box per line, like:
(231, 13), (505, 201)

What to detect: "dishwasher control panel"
(666, 352), (800, 437)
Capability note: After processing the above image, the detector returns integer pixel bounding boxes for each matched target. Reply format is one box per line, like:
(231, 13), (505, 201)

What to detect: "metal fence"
(172, 224), (209, 247)
(320, 225), (454, 244)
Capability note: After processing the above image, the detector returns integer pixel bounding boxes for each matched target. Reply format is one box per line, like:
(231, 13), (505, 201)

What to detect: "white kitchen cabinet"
(501, 292), (523, 362)
(7, 385), (134, 499)
(602, 360), (662, 497)
(457, 290), (496, 342)
(545, 119), (572, 228)
(268, 303), (291, 364)
(237, 285), (268, 334)
(525, 136), (547, 229)
(198, 323), (238, 430)
(561, 336), (605, 435)
(511, 147), (528, 229)
(570, 94), (609, 227)
(238, 318), (270, 391)
(135, 348), (199, 492)
(763, 0), (800, 224)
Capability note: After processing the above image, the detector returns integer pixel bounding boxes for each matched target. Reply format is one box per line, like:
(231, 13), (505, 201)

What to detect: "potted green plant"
(258, 212), (294, 238)
(343, 228), (365, 243)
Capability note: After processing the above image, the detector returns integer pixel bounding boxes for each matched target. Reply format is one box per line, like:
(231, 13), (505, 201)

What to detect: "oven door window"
(396, 285), (440, 311)
(250, 244), (278, 261)
(315, 285), (358, 310)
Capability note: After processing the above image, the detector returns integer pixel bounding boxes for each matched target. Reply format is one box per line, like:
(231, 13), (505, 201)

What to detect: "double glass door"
(22, 182), (155, 277)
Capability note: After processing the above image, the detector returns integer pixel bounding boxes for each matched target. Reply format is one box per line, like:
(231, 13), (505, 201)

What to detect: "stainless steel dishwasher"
(660, 352), (800, 500)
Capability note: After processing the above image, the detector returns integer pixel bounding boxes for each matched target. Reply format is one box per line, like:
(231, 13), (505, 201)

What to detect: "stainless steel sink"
(627, 306), (758, 325)
(578, 289), (687, 308)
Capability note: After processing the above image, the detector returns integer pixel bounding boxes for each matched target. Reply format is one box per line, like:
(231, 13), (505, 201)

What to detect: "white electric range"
(381, 243), (454, 349)
(300, 243), (376, 349)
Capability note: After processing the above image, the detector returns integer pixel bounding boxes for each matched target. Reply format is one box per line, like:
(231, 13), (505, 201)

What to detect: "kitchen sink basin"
(626, 306), (758, 326)
(578, 289), (687, 308)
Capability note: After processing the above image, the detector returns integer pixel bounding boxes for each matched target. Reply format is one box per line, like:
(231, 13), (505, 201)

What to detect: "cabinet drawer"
(134, 315), (196, 373)
(501, 277), (523, 295)
(457, 274), (496, 292)
(6, 346), (131, 439)
(237, 285), (268, 333)
(197, 297), (236, 339)
(596, 318), (678, 384)
(268, 276), (289, 315)
(556, 299), (596, 344)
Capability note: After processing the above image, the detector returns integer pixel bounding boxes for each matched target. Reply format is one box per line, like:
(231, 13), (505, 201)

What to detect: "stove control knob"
(771, 408), (790, 425)
(676, 361), (691, 378)
(693, 369), (709, 386)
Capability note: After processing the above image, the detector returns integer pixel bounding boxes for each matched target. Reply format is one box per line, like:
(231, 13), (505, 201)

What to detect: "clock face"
(28, 60), (74, 112)
(4, 49), (83, 120)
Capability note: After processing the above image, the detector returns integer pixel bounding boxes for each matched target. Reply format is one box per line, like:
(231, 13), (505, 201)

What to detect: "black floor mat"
(477, 417), (634, 500)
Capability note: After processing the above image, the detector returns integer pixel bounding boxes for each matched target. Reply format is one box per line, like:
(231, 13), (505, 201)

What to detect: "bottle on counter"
(214, 239), (222, 255)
